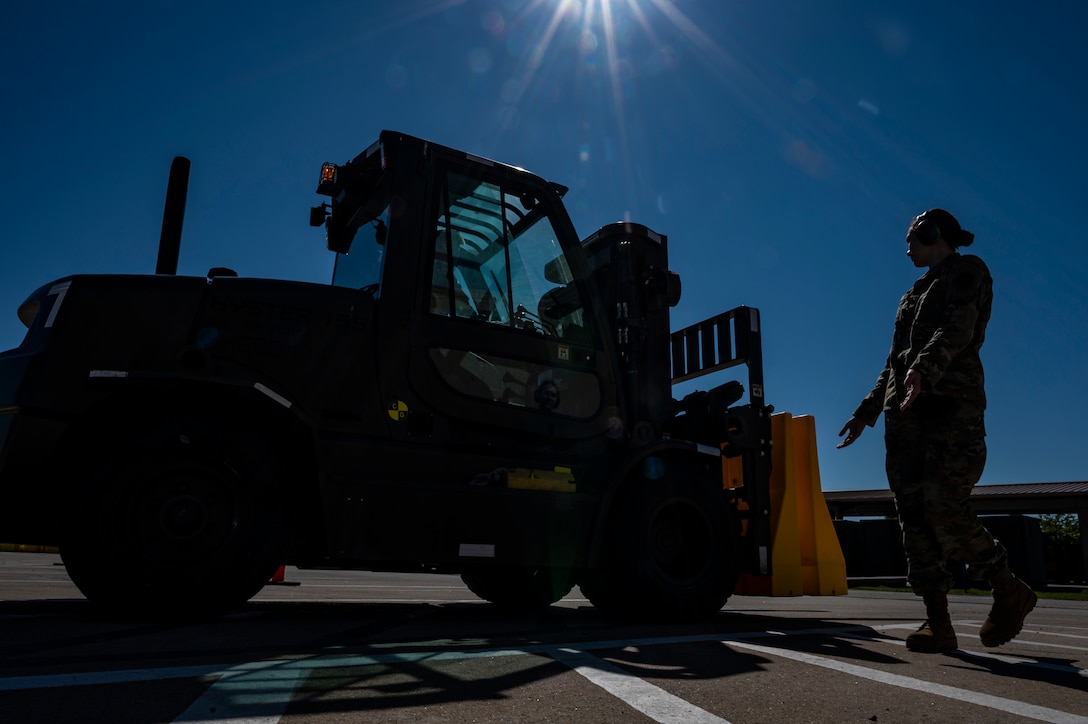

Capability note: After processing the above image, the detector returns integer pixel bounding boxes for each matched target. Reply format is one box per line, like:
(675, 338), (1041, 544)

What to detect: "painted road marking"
(551, 647), (730, 724)
(955, 648), (1088, 680)
(0, 664), (224, 691)
(2, 625), (1082, 691)
(0, 626), (1083, 724)
(848, 626), (1088, 678)
(173, 661), (307, 724)
(727, 639), (1088, 724)
(164, 645), (734, 724)
(880, 622), (1088, 653)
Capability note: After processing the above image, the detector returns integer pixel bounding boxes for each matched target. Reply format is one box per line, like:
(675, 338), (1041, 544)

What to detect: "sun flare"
(496, 0), (738, 214)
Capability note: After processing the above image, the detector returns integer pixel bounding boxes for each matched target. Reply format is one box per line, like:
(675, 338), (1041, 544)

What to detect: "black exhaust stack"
(155, 156), (191, 275)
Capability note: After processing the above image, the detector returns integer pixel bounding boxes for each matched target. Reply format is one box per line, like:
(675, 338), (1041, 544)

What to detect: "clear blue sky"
(2, 1), (1086, 492)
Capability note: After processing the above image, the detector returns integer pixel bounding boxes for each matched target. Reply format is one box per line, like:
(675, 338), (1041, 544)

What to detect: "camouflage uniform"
(853, 252), (1006, 592)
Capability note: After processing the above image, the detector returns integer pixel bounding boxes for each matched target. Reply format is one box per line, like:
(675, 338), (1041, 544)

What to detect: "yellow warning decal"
(387, 400), (408, 422)
(506, 466), (576, 492)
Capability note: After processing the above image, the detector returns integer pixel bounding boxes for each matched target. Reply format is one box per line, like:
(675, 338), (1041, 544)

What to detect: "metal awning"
(824, 481), (1088, 518)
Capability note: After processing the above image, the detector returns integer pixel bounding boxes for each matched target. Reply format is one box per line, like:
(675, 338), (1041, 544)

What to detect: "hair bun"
(913, 209), (974, 248)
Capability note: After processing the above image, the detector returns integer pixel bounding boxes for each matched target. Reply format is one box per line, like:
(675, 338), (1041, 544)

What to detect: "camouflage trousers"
(884, 397), (1006, 593)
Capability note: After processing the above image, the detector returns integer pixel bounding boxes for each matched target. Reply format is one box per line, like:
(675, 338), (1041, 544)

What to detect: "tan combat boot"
(979, 568), (1037, 647)
(906, 590), (958, 653)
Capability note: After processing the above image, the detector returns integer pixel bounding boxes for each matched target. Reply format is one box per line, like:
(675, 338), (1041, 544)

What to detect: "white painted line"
(1019, 629), (1088, 642)
(878, 623), (1088, 654)
(256, 584), (473, 590)
(726, 639), (1088, 724)
(971, 639), (1088, 654)
(957, 621), (1088, 642)
(0, 624), (1076, 693)
(953, 648), (1088, 679)
(551, 647), (730, 724)
(1, 623), (1083, 724)
(957, 620), (1088, 634)
(173, 661), (307, 724)
(847, 625), (1088, 676)
(252, 597), (485, 605)
(0, 664), (223, 692)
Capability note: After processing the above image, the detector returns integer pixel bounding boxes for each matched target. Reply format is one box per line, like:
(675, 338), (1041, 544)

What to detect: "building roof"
(824, 481), (1088, 518)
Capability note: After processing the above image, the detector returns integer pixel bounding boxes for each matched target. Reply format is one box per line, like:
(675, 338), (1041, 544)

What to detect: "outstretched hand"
(837, 417), (866, 448)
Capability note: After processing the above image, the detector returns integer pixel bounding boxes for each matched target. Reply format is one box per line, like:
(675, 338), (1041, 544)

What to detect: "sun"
(525, 1), (725, 128)
(493, 1), (735, 215)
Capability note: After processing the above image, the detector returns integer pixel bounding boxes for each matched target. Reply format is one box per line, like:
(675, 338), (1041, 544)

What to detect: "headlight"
(17, 299), (39, 329)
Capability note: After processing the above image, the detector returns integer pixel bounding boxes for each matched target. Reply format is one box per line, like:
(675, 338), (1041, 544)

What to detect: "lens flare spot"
(500, 78), (524, 104)
(784, 139), (830, 179)
(644, 44), (679, 75)
(506, 30), (528, 58)
(857, 99), (881, 116)
(468, 47), (492, 73)
(499, 106), (520, 130)
(792, 77), (817, 104)
(481, 10), (504, 36)
(580, 29), (598, 55)
(384, 64), (407, 89)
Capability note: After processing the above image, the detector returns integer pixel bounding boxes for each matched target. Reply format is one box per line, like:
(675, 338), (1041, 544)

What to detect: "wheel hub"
(128, 463), (239, 561)
(160, 495), (208, 539)
(650, 502), (711, 580)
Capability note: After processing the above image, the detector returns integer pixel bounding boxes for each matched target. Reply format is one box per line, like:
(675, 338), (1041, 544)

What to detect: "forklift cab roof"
(311, 131), (569, 257)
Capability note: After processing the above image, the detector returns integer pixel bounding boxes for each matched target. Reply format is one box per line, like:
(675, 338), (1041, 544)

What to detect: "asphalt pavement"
(0, 553), (1085, 723)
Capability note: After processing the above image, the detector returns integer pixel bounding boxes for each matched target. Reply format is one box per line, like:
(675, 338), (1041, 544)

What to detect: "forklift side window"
(431, 172), (588, 342)
(332, 204), (388, 293)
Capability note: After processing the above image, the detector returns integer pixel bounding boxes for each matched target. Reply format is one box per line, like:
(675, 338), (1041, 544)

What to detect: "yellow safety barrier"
(0, 543), (60, 554)
(735, 412), (848, 597)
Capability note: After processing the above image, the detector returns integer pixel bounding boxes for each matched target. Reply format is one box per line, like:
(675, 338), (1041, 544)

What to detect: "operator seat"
(538, 284), (587, 343)
(430, 261), (475, 318)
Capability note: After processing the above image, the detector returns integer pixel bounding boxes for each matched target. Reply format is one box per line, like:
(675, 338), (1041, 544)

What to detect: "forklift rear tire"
(60, 421), (288, 619)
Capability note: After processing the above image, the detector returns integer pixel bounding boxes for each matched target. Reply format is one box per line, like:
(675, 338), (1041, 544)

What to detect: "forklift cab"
(410, 147), (615, 448)
(313, 131), (678, 457)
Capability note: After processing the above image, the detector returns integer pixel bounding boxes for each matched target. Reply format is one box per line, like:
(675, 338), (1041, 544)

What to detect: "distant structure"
(825, 482), (1088, 586)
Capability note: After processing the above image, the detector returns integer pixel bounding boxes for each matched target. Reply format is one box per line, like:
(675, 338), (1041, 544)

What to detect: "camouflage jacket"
(854, 252), (992, 426)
